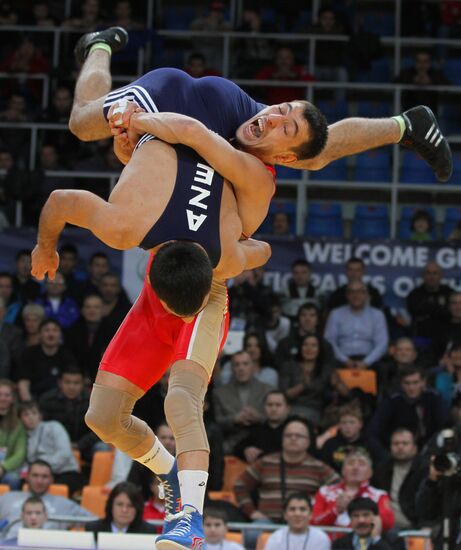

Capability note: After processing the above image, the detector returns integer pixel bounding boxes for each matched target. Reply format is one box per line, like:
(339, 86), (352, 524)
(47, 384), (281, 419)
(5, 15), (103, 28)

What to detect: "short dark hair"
(203, 507), (228, 523)
(391, 428), (416, 443)
(411, 209), (433, 232)
(348, 496), (378, 516)
(105, 482), (144, 525)
(0, 272), (13, 282)
(15, 249), (31, 261)
(297, 302), (320, 318)
(89, 252), (108, 264)
(264, 390), (288, 405)
(149, 242), (213, 317)
(291, 259), (311, 270)
(28, 459), (52, 474)
(59, 243), (78, 256)
(291, 101), (328, 160)
(59, 365), (83, 378)
(22, 496), (46, 513)
(283, 492), (311, 511)
(346, 256), (364, 267)
(39, 318), (61, 332)
(19, 400), (41, 417)
(188, 52), (206, 64)
(399, 364), (424, 381)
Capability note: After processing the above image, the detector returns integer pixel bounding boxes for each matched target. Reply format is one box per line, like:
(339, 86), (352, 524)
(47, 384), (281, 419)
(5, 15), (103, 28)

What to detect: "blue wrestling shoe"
(155, 505), (204, 550)
(157, 460), (182, 534)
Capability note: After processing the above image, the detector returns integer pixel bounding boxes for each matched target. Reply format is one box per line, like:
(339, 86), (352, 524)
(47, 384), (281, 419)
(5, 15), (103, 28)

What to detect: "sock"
(134, 438), (175, 475)
(89, 43), (112, 56)
(392, 115), (406, 141)
(178, 470), (208, 514)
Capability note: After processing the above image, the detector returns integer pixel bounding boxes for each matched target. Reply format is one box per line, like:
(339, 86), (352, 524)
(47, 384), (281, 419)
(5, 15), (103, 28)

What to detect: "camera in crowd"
(433, 429), (461, 477)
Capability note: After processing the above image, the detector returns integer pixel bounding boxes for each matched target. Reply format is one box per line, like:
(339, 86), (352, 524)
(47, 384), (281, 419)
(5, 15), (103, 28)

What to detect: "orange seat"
(73, 449), (82, 470)
(89, 450), (114, 486)
(256, 532), (272, 550)
(0, 484), (10, 495)
(223, 456), (248, 492)
(336, 368), (377, 395)
(81, 485), (109, 518)
(23, 483), (68, 498)
(225, 531), (243, 544)
(406, 537), (432, 550)
(208, 490), (237, 506)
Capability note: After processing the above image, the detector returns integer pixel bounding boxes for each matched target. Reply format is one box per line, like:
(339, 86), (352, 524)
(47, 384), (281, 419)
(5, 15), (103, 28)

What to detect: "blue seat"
(439, 103), (461, 135)
(314, 158), (348, 181)
(400, 151), (437, 184)
(443, 207), (461, 238)
(362, 11), (395, 36)
(443, 59), (461, 85)
(163, 6), (198, 29)
(449, 152), (461, 185)
(356, 101), (392, 118)
(275, 166), (302, 180)
(399, 206), (436, 239)
(355, 204), (389, 219)
(351, 204), (390, 240)
(257, 200), (296, 235)
(317, 99), (349, 123)
(305, 203), (343, 238)
(355, 150), (391, 182)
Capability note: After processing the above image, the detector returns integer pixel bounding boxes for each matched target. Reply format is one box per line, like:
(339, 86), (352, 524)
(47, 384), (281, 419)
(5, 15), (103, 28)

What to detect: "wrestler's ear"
(273, 151), (298, 165)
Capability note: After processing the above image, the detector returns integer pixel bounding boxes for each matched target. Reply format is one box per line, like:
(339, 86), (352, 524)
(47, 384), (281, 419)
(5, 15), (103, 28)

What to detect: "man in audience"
(312, 450), (394, 532)
(262, 294), (291, 354)
(234, 391), (291, 463)
(203, 508), (245, 550)
(213, 350), (271, 454)
(369, 365), (447, 447)
(434, 290), (461, 358)
(98, 272), (131, 331)
(0, 272), (21, 323)
(321, 405), (385, 471)
(80, 252), (110, 298)
(377, 337), (419, 398)
(235, 418), (339, 524)
(265, 492), (331, 550)
(406, 261), (452, 340)
(372, 429), (427, 529)
(57, 244), (86, 303)
(272, 212), (291, 236)
(12, 250), (41, 303)
(2, 496), (49, 544)
(0, 296), (23, 376)
(328, 257), (383, 311)
(19, 401), (83, 495)
(36, 271), (80, 329)
(332, 497), (394, 549)
(39, 366), (107, 462)
(280, 259), (318, 319)
(18, 319), (78, 401)
(0, 460), (93, 537)
(325, 281), (388, 369)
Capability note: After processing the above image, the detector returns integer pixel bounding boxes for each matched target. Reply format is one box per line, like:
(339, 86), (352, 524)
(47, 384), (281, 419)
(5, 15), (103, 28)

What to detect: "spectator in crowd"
(265, 492), (331, 550)
(203, 395), (225, 491)
(0, 296), (23, 376)
(29, 3), (56, 28)
(306, 7), (348, 84)
(64, 294), (113, 381)
(36, 145), (72, 210)
(73, 143), (123, 183)
(369, 366), (447, 447)
(99, 272), (131, 330)
(0, 460), (93, 538)
(435, 340), (461, 406)
(407, 261), (452, 340)
(254, 45), (314, 104)
(372, 428), (427, 529)
(203, 508), (245, 550)
(434, 291), (461, 359)
(410, 209), (434, 242)
(21, 304), (46, 349)
(106, 449), (133, 491)
(0, 94), (30, 123)
(332, 497), (394, 550)
(394, 50), (450, 112)
(272, 211), (291, 235)
(261, 294), (291, 354)
(0, 272), (21, 324)
(19, 400), (83, 495)
(328, 257), (383, 311)
(12, 250), (41, 304)
(39, 366), (107, 462)
(325, 281), (388, 369)
(57, 243), (87, 303)
(80, 251), (110, 298)
(85, 481), (157, 537)
(234, 391), (291, 463)
(234, 418), (339, 523)
(0, 2), (17, 25)
(62, 0), (104, 30)
(280, 334), (334, 424)
(448, 219), (461, 242)
(280, 259), (317, 319)
(228, 267), (272, 326)
(184, 52), (220, 78)
(377, 337), (419, 398)
(18, 318), (78, 401)
(321, 405), (385, 472)
(213, 350), (271, 453)
(108, 0), (144, 31)
(311, 450), (394, 532)
(1, 496), (49, 545)
(36, 272), (79, 329)
(0, 380), (26, 489)
(142, 475), (165, 533)
(243, 332), (278, 387)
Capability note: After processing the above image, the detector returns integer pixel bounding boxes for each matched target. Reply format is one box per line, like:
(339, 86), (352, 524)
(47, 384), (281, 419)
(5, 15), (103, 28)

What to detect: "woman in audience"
(0, 380), (26, 489)
(243, 332), (278, 387)
(280, 334), (334, 424)
(21, 304), (46, 347)
(410, 209), (433, 241)
(85, 481), (157, 536)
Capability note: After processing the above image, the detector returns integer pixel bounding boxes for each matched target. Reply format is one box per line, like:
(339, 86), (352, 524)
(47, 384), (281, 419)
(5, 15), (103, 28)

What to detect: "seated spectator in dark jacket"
(57, 244), (87, 304)
(21, 304), (45, 349)
(12, 250), (41, 304)
(372, 428), (427, 529)
(321, 405), (385, 472)
(99, 272), (132, 334)
(280, 259), (318, 319)
(85, 481), (157, 537)
(0, 296), (23, 378)
(377, 337), (419, 398)
(234, 390), (291, 463)
(434, 291), (461, 359)
(79, 252), (110, 300)
(39, 366), (107, 462)
(64, 294), (113, 381)
(0, 272), (21, 324)
(18, 319), (78, 401)
(369, 366), (448, 448)
(36, 272), (79, 329)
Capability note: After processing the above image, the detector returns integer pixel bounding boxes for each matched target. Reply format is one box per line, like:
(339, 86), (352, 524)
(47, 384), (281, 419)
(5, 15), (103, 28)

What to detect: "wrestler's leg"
(68, 49), (112, 141)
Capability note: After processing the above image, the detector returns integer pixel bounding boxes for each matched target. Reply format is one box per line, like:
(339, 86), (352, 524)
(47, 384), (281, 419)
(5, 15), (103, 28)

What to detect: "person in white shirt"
(203, 508), (245, 550)
(265, 492), (331, 550)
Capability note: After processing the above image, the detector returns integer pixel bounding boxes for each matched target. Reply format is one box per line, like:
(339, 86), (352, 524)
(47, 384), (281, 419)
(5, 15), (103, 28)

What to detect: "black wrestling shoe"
(401, 105), (452, 183)
(74, 26), (129, 65)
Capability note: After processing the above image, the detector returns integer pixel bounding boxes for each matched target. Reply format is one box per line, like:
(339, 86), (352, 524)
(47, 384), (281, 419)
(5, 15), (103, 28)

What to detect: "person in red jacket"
(311, 449), (394, 533)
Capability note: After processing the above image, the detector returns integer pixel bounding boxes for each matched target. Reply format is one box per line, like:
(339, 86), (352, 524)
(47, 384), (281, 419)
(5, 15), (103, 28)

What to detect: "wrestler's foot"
(157, 460), (182, 534)
(155, 505), (204, 550)
(400, 105), (452, 182)
(74, 26), (129, 65)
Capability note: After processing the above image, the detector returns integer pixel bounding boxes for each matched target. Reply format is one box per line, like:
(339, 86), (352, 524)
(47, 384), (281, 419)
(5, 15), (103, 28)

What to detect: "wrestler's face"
(235, 101), (310, 165)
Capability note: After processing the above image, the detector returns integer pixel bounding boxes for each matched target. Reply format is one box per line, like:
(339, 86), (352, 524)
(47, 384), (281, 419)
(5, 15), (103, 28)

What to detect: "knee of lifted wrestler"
(84, 407), (114, 443)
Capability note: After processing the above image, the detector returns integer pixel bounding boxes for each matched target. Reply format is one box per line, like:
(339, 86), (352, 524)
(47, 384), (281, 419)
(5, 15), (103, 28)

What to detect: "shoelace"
(168, 510), (193, 536)
(157, 477), (174, 517)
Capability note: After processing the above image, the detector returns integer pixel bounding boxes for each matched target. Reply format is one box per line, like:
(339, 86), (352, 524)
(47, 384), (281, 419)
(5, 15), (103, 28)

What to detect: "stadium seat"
(208, 490), (237, 506)
(256, 532), (272, 550)
(362, 11), (395, 36)
(81, 486), (109, 518)
(0, 484), (9, 495)
(406, 536), (432, 550)
(443, 207), (461, 238)
(89, 450), (114, 486)
(222, 456), (248, 492)
(399, 206), (436, 239)
(444, 58), (461, 85)
(400, 151), (437, 184)
(313, 158), (348, 181)
(356, 100), (392, 118)
(317, 99), (349, 123)
(163, 6), (198, 29)
(225, 532), (243, 544)
(336, 369), (377, 395)
(22, 483), (68, 498)
(257, 200), (297, 234)
(305, 202), (343, 238)
(354, 150), (391, 182)
(275, 165), (302, 180)
(449, 152), (461, 185)
(439, 102), (461, 135)
(351, 204), (390, 239)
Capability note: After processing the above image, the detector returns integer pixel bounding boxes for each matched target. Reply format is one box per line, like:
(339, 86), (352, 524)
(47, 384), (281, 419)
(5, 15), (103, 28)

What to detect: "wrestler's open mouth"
(248, 117), (265, 139)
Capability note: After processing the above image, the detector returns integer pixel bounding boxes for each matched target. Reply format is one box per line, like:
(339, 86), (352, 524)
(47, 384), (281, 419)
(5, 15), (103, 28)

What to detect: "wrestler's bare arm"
(238, 239), (272, 270)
